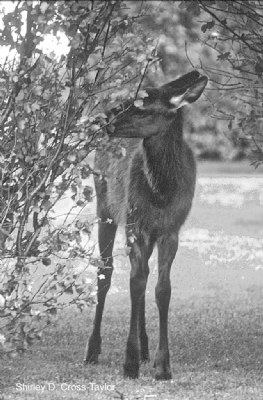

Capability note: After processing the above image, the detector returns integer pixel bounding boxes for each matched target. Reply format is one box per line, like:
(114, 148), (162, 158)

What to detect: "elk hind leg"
(154, 234), (178, 380)
(124, 232), (153, 378)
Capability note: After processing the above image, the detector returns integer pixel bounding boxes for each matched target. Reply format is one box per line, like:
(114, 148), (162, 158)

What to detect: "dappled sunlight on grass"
(197, 177), (263, 207)
(181, 228), (263, 270)
(183, 174), (263, 277)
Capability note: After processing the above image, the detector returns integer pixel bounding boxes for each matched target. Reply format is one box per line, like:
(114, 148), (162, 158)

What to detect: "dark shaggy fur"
(85, 71), (208, 380)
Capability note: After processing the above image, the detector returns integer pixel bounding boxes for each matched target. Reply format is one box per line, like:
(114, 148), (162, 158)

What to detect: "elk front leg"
(154, 234), (178, 380)
(85, 220), (117, 363)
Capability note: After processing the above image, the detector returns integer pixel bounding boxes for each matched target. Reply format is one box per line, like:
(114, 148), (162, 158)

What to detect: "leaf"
(16, 91), (25, 102)
(134, 99), (144, 108)
(110, 88), (130, 102)
(76, 200), (85, 207)
(255, 57), (263, 77)
(138, 90), (148, 99)
(124, 245), (131, 255)
(75, 286), (84, 294)
(41, 200), (52, 211)
(137, 54), (146, 63)
(121, 147), (126, 157)
(67, 153), (76, 163)
(40, 2), (48, 13)
(25, 155), (32, 163)
(64, 286), (73, 294)
(61, 87), (70, 103)
(179, 1), (187, 9)
(97, 61), (106, 70)
(80, 166), (90, 179)
(38, 15), (46, 24)
(70, 34), (81, 49)
(24, 103), (31, 114)
(0, 294), (5, 308)
(201, 20), (215, 33)
(42, 258), (51, 266)
(90, 124), (101, 132)
(217, 52), (231, 60)
(201, 0), (215, 4)
(71, 183), (77, 194)
(48, 308), (57, 315)
(33, 86), (42, 96)
(186, 1), (201, 16)
(83, 186), (93, 202)
(18, 119), (26, 130)
(0, 334), (6, 344)
(31, 102), (40, 112)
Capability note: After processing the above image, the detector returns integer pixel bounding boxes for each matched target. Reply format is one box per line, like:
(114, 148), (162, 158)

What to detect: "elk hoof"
(123, 362), (139, 379)
(154, 351), (171, 380)
(155, 370), (172, 380)
(85, 351), (99, 364)
(84, 335), (101, 364)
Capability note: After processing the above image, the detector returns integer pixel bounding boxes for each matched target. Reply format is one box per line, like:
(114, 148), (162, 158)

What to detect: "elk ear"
(169, 76), (208, 109)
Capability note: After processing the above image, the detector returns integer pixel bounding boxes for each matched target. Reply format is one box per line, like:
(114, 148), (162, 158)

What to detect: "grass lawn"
(1, 161), (263, 400)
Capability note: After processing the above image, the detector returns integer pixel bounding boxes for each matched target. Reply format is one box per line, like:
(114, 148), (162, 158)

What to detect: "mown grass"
(1, 161), (263, 400)
(197, 160), (263, 175)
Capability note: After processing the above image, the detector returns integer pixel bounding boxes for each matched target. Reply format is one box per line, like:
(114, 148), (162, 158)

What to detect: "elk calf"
(85, 71), (208, 380)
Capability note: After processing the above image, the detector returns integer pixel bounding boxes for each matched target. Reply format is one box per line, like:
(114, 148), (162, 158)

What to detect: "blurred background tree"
(181, 0), (263, 164)
(138, 0), (261, 162)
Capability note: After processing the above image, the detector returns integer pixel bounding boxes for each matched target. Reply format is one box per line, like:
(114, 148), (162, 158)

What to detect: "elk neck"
(142, 111), (185, 198)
